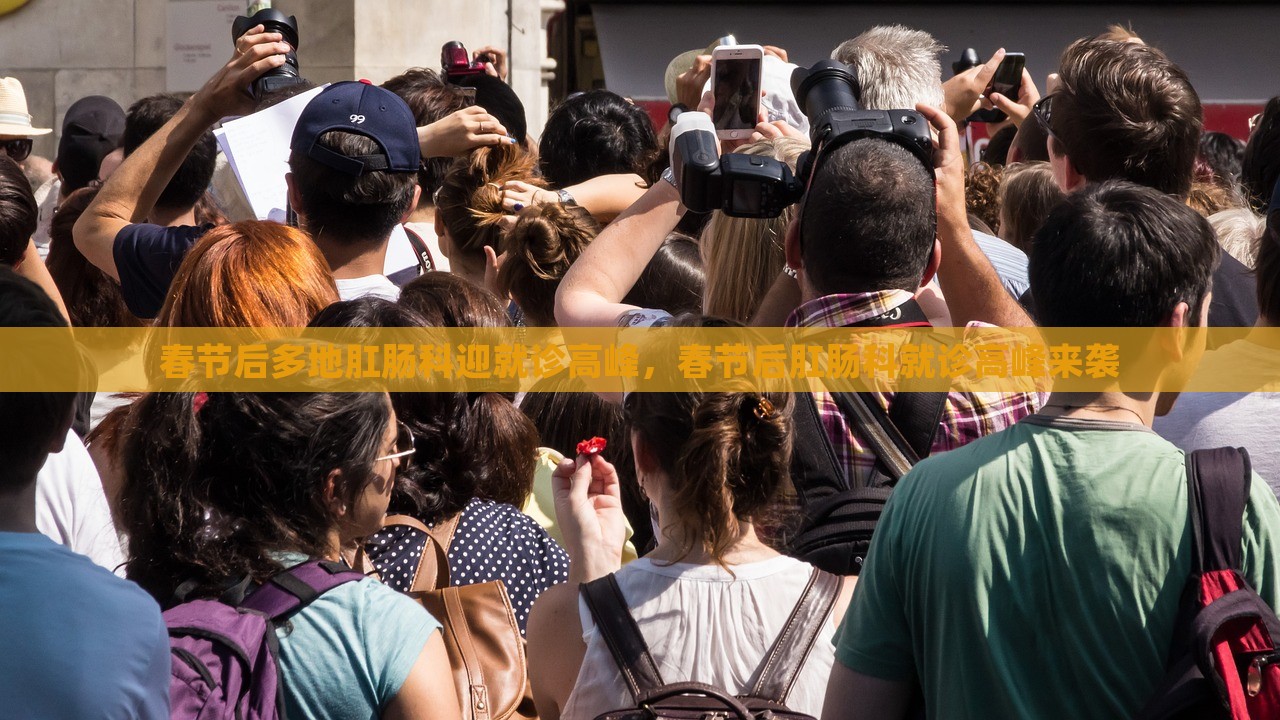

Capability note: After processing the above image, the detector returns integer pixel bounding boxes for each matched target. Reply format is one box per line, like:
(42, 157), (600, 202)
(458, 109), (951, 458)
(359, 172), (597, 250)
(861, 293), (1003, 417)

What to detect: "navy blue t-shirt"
(113, 223), (212, 319)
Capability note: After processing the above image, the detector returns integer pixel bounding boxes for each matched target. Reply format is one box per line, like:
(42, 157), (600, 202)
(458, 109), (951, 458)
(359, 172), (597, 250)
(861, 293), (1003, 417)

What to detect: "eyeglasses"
(375, 421), (415, 472)
(1031, 95), (1062, 150)
(1, 138), (33, 162)
(1250, 112), (1264, 134)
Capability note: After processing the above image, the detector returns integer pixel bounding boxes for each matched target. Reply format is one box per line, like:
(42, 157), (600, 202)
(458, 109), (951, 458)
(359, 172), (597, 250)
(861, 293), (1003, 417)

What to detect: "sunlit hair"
(701, 138), (807, 322)
(831, 25), (946, 110)
(435, 144), (544, 268)
(155, 220), (338, 329)
(499, 202), (600, 326)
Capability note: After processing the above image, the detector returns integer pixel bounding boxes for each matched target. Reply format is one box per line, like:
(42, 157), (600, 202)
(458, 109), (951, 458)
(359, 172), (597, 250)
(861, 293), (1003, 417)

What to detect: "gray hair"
(831, 25), (946, 110)
(1208, 207), (1265, 269)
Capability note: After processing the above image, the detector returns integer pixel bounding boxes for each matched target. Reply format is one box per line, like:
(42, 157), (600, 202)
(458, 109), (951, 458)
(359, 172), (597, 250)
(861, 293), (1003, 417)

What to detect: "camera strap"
(403, 225), (436, 275)
(830, 297), (947, 486)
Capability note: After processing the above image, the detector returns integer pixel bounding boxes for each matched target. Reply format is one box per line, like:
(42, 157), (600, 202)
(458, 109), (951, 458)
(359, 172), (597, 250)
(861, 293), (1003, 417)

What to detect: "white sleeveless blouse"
(562, 555), (838, 720)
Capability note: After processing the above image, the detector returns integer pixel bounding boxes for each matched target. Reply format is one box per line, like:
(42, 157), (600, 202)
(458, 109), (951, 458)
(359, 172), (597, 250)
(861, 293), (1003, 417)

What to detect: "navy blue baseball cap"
(291, 80), (420, 176)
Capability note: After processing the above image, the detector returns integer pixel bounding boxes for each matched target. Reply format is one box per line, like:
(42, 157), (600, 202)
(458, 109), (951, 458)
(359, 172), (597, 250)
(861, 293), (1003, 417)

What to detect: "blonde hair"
(700, 138), (808, 322)
(1208, 207), (1265, 269)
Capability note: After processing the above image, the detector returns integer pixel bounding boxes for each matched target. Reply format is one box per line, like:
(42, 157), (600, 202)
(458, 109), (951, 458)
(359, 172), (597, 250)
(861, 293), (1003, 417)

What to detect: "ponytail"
(627, 385), (793, 566)
(436, 143), (544, 263)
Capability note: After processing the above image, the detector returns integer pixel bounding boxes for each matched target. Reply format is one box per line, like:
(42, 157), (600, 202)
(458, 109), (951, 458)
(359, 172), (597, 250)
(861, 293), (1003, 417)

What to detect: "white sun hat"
(0, 77), (52, 137)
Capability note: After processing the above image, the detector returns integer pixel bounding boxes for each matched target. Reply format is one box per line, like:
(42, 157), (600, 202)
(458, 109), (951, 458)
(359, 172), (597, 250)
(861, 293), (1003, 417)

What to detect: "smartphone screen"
(712, 56), (762, 132)
(988, 53), (1025, 100)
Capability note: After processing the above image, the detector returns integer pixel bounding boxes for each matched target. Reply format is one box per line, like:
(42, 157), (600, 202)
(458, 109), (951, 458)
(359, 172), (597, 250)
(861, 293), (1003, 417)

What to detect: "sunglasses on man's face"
(1031, 95), (1064, 150)
(1, 138), (33, 162)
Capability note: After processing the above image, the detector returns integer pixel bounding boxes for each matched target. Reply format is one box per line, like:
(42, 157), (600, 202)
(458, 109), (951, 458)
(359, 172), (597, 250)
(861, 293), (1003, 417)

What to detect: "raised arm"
(16, 239), (69, 323)
(502, 173), (649, 224)
(73, 26), (290, 281)
(555, 179), (682, 327)
(916, 103), (1032, 328)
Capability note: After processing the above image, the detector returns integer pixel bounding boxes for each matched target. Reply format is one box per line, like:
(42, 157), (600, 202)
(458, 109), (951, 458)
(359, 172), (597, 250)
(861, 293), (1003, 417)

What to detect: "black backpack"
(785, 297), (947, 575)
(1138, 447), (1280, 719)
(787, 385), (946, 575)
(579, 568), (840, 720)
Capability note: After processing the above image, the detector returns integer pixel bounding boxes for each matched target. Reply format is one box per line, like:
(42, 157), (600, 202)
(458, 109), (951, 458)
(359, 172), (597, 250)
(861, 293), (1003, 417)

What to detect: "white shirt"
(1156, 338), (1280, 497)
(562, 555), (838, 720)
(35, 429), (126, 573)
(336, 274), (401, 302)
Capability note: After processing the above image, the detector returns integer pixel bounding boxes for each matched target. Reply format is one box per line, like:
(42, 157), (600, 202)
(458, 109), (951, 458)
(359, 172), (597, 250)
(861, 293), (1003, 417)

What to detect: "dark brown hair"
(435, 144), (543, 266)
(396, 272), (538, 508)
(520, 375), (652, 551)
(288, 130), (417, 244)
(46, 187), (142, 329)
(119, 383), (391, 602)
(999, 162), (1066, 253)
(1052, 38), (1202, 197)
(1257, 225), (1280, 325)
(0, 155), (37, 266)
(622, 316), (793, 565)
(499, 203), (600, 326)
(965, 162), (1004, 235)
(381, 68), (473, 199)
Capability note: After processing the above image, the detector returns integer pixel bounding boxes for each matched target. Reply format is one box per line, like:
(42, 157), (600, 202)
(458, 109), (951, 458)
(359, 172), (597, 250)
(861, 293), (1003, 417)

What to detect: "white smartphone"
(711, 44), (764, 140)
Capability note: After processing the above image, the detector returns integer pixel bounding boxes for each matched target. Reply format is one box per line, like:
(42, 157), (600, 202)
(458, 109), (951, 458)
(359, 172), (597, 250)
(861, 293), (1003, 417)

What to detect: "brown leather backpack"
(358, 514), (537, 720)
(580, 567), (840, 720)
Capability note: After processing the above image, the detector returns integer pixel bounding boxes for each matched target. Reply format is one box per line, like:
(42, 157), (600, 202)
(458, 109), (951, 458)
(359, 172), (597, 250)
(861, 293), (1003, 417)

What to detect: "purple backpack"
(164, 560), (364, 720)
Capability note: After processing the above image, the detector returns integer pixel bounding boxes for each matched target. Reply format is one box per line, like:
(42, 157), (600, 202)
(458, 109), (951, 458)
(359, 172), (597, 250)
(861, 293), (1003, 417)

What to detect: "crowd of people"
(2, 16), (1279, 720)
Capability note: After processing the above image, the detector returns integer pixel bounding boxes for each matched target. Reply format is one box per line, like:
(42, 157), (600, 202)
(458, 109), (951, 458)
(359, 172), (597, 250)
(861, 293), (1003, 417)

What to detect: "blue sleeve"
(112, 223), (210, 319)
(358, 579), (441, 709)
(137, 608), (173, 720)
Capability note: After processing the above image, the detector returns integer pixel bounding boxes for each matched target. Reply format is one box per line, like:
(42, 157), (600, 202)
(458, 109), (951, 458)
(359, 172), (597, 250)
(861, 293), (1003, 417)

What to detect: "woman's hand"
(552, 453), (627, 583)
(501, 179), (557, 212)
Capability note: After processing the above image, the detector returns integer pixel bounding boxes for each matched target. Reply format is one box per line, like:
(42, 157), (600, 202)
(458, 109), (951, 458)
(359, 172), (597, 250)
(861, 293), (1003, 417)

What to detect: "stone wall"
(0, 0), (555, 160)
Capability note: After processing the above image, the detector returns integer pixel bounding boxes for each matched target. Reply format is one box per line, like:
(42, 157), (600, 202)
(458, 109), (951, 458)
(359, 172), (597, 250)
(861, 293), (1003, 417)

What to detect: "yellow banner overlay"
(1, 326), (1277, 393)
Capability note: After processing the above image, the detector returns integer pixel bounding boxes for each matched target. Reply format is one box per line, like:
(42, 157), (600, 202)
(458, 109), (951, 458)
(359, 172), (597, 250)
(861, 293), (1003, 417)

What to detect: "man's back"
(837, 415), (1280, 719)
(0, 531), (170, 719)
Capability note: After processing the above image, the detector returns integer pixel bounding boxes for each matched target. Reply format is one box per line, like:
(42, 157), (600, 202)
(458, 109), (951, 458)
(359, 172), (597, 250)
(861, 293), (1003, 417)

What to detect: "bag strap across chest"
(580, 567), (840, 703)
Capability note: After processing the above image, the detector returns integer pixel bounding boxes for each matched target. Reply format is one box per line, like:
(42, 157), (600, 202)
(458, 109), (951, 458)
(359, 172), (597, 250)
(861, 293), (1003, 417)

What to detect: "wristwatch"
(556, 188), (576, 205)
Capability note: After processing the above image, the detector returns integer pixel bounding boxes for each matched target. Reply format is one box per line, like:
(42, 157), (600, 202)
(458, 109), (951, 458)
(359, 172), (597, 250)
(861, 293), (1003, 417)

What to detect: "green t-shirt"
(835, 415), (1280, 719)
(274, 554), (441, 720)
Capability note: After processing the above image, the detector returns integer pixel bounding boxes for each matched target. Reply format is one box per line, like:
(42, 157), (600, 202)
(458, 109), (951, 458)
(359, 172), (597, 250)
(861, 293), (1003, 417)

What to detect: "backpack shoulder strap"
(580, 574), (665, 700)
(830, 391), (920, 486)
(383, 513), (455, 593)
(239, 559), (364, 621)
(748, 569), (841, 703)
(1186, 447), (1252, 574)
(789, 389), (851, 504)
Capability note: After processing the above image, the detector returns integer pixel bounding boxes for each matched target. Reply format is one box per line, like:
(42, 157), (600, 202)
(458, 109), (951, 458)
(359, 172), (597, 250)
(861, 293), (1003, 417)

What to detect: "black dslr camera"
(670, 59), (933, 219)
(232, 7), (305, 100)
(442, 42), (493, 84)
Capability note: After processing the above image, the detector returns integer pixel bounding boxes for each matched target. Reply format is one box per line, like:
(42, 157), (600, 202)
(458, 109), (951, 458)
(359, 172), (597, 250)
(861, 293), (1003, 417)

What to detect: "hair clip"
(753, 396), (775, 420)
(193, 391), (209, 415)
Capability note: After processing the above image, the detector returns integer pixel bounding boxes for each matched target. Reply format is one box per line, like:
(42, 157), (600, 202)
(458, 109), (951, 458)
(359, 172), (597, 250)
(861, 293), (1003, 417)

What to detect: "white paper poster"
(166, 1), (245, 92)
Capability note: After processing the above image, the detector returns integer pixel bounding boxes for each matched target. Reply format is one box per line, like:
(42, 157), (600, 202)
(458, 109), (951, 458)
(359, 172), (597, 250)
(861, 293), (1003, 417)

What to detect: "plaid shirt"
(787, 290), (1044, 485)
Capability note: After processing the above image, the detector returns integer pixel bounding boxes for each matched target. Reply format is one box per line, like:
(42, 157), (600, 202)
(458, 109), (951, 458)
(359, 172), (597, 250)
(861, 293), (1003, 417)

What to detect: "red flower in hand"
(576, 436), (607, 456)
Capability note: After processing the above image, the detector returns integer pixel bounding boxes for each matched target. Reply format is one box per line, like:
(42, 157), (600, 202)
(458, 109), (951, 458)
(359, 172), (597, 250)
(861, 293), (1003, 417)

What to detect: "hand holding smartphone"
(711, 44), (764, 140)
(971, 52), (1025, 123)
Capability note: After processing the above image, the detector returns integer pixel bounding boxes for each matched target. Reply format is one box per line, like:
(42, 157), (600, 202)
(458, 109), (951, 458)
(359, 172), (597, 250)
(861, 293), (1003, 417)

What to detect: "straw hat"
(0, 77), (52, 137)
(663, 35), (736, 105)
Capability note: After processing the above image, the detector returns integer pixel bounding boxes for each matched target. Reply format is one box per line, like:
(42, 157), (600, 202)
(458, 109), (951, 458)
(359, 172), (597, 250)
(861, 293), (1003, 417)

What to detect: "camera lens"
(233, 8), (302, 95)
(791, 60), (860, 135)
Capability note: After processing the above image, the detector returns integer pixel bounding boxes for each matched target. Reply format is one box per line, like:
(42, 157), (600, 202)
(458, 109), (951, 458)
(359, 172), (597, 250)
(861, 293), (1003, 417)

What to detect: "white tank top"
(562, 555), (838, 720)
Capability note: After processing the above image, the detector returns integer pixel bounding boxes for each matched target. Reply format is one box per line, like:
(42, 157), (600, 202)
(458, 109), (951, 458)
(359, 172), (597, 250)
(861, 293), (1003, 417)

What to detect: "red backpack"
(1139, 447), (1280, 719)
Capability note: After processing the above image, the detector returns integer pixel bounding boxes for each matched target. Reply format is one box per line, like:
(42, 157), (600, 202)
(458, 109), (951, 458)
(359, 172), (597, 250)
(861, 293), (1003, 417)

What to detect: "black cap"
(454, 74), (527, 145)
(57, 96), (125, 193)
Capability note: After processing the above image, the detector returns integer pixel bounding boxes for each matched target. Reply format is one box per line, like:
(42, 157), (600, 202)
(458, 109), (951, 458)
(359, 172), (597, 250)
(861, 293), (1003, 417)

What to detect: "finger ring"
(479, 121), (486, 133)
(513, 202), (524, 212)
